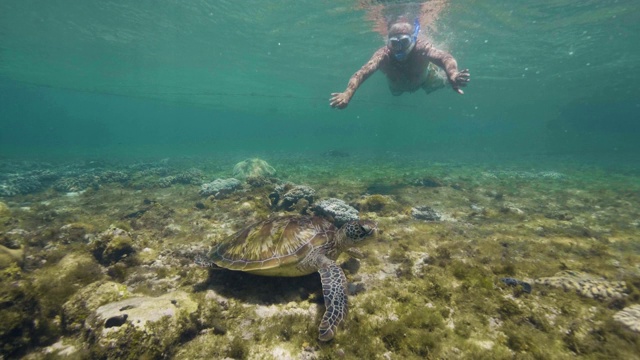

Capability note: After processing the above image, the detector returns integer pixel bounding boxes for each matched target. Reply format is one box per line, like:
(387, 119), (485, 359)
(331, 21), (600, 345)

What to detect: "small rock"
(411, 206), (442, 221)
(62, 281), (131, 332)
(0, 244), (23, 269)
(613, 304), (640, 333)
(86, 291), (199, 359)
(91, 227), (136, 265)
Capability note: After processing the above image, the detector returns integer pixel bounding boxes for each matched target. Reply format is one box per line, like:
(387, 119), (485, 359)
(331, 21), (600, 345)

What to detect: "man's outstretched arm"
(423, 44), (470, 94)
(330, 48), (386, 109)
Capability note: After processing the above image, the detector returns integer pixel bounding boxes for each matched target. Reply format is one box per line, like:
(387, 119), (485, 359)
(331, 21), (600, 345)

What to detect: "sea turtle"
(205, 215), (378, 341)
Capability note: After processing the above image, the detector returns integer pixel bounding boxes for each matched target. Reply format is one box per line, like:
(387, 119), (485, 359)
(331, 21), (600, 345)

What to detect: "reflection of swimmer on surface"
(330, 3), (470, 109)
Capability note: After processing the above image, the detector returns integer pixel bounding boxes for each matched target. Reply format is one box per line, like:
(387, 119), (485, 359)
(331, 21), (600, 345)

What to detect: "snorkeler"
(330, 18), (470, 109)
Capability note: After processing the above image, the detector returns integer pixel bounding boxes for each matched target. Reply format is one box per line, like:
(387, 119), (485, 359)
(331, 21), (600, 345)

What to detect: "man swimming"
(330, 18), (470, 109)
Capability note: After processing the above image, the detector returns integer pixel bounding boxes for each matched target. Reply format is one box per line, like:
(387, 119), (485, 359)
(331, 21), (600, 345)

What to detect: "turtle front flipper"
(318, 261), (348, 341)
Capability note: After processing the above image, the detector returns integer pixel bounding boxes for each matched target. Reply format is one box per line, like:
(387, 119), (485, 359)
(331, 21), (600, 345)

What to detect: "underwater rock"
(500, 202), (525, 216)
(500, 277), (532, 293)
(0, 244), (23, 269)
(36, 253), (102, 286)
(413, 177), (444, 187)
(31, 252), (104, 333)
(232, 158), (276, 180)
(544, 210), (574, 221)
(411, 205), (442, 221)
(0, 229), (27, 250)
(41, 339), (78, 357)
(357, 194), (399, 215)
(613, 304), (640, 333)
(534, 271), (627, 300)
(62, 281), (131, 332)
(85, 291), (198, 359)
(199, 178), (242, 198)
(312, 198), (359, 226)
(270, 183), (316, 211)
(0, 272), (42, 357)
(0, 201), (10, 217)
(58, 223), (96, 244)
(91, 227), (136, 265)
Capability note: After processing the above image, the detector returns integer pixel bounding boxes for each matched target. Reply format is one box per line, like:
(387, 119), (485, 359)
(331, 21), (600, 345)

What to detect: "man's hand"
(329, 92), (350, 109)
(450, 69), (470, 95)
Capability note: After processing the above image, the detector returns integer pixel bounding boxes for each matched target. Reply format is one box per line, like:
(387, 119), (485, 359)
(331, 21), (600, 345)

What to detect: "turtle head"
(341, 219), (378, 244)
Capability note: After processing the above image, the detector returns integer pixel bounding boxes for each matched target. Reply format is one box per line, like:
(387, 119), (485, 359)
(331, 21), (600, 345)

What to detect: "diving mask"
(388, 34), (413, 52)
(388, 19), (421, 61)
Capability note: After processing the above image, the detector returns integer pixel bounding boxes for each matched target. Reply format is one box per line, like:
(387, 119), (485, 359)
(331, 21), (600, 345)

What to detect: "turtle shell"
(209, 215), (337, 276)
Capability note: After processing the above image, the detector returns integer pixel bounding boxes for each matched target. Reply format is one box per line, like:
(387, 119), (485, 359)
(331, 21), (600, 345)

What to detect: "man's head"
(387, 19), (420, 61)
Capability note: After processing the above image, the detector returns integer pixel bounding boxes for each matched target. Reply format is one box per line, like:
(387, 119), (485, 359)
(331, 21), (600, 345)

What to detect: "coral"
(613, 304), (640, 333)
(312, 198), (359, 226)
(0, 183), (18, 197)
(156, 168), (204, 188)
(270, 183), (316, 211)
(174, 168), (205, 185)
(0, 175), (43, 195)
(535, 270), (628, 300)
(0, 168), (60, 196)
(98, 170), (130, 184)
(199, 178), (241, 198)
(232, 158), (276, 180)
(157, 175), (177, 188)
(53, 174), (98, 192)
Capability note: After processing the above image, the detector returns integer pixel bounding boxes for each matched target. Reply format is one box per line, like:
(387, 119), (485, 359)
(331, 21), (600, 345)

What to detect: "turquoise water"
(1, 1), (640, 359)
(1, 0), (638, 161)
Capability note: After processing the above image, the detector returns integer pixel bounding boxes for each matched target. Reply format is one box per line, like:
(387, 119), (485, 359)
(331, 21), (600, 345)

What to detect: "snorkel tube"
(412, 18), (420, 43)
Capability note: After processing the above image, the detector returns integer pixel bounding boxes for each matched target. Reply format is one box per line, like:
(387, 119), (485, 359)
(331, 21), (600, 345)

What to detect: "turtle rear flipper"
(318, 261), (348, 341)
